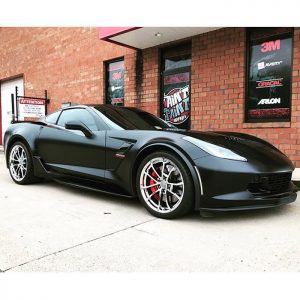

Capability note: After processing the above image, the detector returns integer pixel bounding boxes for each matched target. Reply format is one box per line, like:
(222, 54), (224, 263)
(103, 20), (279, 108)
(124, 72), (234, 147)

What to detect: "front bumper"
(193, 155), (298, 211)
(199, 190), (297, 212)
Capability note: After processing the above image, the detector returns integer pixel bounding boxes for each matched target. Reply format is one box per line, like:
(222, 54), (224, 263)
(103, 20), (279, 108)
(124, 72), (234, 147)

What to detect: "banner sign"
(162, 71), (190, 129)
(18, 97), (46, 121)
(246, 32), (293, 122)
(106, 60), (124, 106)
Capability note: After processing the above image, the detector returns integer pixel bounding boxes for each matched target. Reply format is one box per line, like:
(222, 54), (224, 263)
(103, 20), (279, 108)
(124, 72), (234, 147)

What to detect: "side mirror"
(65, 121), (94, 138)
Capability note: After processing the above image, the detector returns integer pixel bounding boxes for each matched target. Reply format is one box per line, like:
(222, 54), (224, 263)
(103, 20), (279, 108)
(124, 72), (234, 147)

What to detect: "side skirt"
(33, 156), (134, 198)
(53, 177), (135, 199)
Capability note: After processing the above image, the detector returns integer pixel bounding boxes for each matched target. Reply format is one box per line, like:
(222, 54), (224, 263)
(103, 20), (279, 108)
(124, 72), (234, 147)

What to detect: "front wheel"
(8, 141), (40, 185)
(136, 151), (194, 219)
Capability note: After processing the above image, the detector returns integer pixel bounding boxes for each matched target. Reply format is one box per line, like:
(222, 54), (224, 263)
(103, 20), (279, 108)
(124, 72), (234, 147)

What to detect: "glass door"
(160, 44), (191, 129)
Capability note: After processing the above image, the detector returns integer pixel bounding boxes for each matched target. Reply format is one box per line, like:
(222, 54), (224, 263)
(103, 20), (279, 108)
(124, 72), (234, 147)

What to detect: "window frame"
(160, 42), (192, 130)
(245, 28), (294, 123)
(105, 57), (125, 106)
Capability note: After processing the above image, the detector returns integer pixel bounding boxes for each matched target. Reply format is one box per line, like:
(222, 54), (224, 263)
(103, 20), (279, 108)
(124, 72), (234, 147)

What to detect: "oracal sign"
(18, 98), (46, 121)
(246, 31), (293, 122)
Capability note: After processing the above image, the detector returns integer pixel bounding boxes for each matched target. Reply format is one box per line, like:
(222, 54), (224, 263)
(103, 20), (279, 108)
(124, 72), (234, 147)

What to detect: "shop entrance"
(0, 77), (24, 145)
(160, 42), (191, 129)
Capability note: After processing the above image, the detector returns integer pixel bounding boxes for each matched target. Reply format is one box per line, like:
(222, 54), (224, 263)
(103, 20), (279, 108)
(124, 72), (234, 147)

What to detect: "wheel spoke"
(161, 160), (166, 178)
(141, 182), (160, 189)
(150, 163), (161, 179)
(146, 188), (161, 201)
(168, 182), (183, 186)
(158, 189), (162, 210)
(165, 166), (175, 182)
(167, 189), (181, 200)
(20, 151), (26, 160)
(20, 167), (25, 178)
(18, 165), (23, 178)
(144, 172), (159, 183)
(165, 194), (171, 209)
(15, 151), (20, 160)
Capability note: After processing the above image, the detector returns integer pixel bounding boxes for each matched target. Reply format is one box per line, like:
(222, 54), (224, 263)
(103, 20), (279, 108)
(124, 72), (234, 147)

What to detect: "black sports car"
(4, 104), (297, 219)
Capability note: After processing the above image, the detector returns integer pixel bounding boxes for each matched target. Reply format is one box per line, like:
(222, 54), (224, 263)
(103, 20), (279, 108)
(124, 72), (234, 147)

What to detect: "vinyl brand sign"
(246, 31), (293, 122)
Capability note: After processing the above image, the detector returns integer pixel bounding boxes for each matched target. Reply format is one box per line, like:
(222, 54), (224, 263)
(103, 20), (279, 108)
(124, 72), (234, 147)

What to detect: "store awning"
(99, 27), (220, 49)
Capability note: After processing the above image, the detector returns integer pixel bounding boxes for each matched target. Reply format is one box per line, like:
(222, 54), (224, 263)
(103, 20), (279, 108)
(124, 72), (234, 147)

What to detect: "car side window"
(45, 110), (61, 124)
(57, 108), (98, 131)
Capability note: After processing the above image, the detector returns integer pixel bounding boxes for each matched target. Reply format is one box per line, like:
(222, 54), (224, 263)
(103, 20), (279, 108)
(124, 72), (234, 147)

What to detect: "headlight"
(182, 136), (247, 162)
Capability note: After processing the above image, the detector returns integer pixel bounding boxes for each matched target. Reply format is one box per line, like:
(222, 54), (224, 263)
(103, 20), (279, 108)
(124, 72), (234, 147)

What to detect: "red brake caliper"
(149, 170), (159, 201)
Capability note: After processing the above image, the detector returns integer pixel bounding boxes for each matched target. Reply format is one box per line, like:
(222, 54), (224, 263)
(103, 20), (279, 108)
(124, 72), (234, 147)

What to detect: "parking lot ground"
(0, 152), (300, 272)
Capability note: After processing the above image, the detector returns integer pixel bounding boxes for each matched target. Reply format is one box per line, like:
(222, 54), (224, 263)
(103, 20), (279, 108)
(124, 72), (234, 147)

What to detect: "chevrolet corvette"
(4, 104), (297, 218)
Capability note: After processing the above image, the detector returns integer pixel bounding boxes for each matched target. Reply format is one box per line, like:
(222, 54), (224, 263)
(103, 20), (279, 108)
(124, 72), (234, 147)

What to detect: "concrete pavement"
(0, 151), (300, 272)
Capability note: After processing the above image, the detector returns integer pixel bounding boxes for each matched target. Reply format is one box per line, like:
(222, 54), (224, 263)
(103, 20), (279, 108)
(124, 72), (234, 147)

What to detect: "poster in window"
(246, 32), (293, 122)
(106, 60), (124, 106)
(162, 72), (190, 129)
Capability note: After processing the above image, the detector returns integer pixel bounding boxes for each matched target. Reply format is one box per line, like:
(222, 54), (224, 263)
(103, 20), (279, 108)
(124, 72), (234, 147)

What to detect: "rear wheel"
(8, 141), (40, 185)
(136, 151), (194, 219)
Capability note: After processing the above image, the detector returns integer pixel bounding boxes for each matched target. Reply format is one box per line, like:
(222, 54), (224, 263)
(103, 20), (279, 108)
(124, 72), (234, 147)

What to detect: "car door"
(37, 107), (107, 181)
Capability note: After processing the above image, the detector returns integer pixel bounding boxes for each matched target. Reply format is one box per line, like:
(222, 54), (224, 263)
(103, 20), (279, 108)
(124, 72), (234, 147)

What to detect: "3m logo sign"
(261, 40), (281, 52)
(112, 72), (122, 80)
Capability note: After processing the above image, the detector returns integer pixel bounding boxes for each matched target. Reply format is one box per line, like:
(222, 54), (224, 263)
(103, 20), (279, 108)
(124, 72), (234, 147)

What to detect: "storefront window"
(245, 28), (293, 122)
(105, 59), (124, 106)
(164, 55), (191, 71)
(161, 43), (191, 129)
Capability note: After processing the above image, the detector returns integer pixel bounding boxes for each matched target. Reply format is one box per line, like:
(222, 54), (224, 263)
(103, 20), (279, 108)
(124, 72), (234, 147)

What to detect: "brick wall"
(1, 27), (300, 166)
(191, 28), (245, 131)
(125, 47), (160, 116)
(0, 27), (133, 111)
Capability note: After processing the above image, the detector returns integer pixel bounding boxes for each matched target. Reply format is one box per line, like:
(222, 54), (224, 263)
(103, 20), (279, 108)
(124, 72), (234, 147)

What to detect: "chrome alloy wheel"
(9, 144), (28, 182)
(139, 157), (184, 213)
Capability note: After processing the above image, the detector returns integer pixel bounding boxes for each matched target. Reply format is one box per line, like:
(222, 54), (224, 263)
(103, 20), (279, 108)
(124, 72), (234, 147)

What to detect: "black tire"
(8, 141), (41, 185)
(136, 151), (194, 219)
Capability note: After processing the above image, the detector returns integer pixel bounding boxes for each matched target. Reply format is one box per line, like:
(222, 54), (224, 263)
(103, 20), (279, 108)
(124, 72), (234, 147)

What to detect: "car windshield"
(93, 106), (176, 130)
